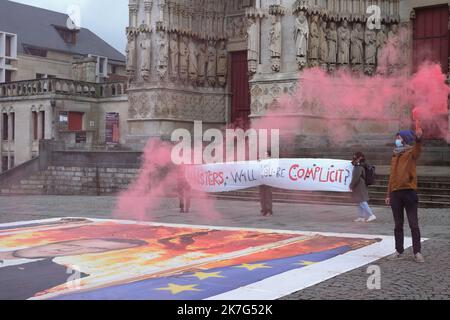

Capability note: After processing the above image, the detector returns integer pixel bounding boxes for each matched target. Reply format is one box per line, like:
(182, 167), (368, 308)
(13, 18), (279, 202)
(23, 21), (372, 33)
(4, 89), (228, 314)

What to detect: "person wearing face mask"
(350, 152), (377, 223)
(385, 127), (425, 263)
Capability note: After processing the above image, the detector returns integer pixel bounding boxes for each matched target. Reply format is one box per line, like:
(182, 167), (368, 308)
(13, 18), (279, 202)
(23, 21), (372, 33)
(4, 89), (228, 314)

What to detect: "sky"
(12, 0), (128, 53)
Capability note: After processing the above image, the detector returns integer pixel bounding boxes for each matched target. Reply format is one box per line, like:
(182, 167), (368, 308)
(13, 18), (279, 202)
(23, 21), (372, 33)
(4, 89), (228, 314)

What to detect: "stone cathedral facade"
(126, 0), (449, 149)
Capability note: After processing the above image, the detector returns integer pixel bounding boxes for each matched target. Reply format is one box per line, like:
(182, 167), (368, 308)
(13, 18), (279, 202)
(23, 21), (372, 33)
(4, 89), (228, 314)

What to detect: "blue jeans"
(357, 202), (374, 219)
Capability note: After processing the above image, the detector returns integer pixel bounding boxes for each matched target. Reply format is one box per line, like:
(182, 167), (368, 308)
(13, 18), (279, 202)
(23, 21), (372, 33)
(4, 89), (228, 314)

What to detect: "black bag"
(363, 164), (376, 186)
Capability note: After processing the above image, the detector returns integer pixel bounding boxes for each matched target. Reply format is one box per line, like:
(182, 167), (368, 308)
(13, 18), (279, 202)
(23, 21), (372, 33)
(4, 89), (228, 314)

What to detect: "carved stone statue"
(337, 20), (350, 65)
(207, 40), (217, 87)
(388, 23), (399, 43)
(157, 31), (169, 80)
(188, 39), (198, 84)
(326, 21), (337, 67)
(319, 18), (328, 69)
(293, 11), (309, 70)
(387, 23), (400, 72)
(139, 32), (151, 81)
(309, 14), (320, 66)
(126, 33), (136, 80)
(376, 25), (387, 66)
(364, 28), (377, 75)
(247, 15), (258, 76)
(217, 40), (228, 87)
(269, 15), (282, 72)
(350, 22), (364, 66)
(169, 33), (179, 79)
(179, 36), (189, 81)
(197, 42), (207, 86)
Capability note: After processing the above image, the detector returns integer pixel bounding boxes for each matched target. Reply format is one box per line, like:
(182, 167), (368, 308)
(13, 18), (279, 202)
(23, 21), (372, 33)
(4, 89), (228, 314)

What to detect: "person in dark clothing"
(0, 238), (147, 300)
(260, 151), (273, 217)
(385, 127), (425, 263)
(350, 152), (377, 223)
(177, 164), (191, 213)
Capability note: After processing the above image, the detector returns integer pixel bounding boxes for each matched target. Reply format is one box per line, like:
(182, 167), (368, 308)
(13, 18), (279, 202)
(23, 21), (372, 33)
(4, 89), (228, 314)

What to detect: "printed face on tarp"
(0, 218), (396, 300)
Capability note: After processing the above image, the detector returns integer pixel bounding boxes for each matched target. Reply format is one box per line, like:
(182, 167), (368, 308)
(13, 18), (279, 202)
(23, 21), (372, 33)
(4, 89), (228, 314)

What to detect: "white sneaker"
(366, 215), (377, 223)
(387, 251), (405, 261)
(414, 253), (425, 263)
(354, 218), (366, 222)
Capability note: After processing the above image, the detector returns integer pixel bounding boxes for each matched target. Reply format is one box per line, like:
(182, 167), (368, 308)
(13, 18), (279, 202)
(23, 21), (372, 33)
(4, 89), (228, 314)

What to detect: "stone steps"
(208, 174), (450, 208)
(2, 165), (449, 208)
(282, 152), (450, 166)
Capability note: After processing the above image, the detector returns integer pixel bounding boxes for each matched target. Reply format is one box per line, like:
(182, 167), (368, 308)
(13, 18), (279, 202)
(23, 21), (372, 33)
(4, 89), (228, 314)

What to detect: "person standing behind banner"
(177, 164), (191, 213)
(385, 128), (425, 263)
(259, 151), (273, 217)
(350, 152), (377, 223)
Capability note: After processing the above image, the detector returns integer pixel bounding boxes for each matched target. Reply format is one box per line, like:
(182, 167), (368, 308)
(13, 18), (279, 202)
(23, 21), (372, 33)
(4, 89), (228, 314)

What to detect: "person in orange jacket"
(385, 127), (425, 263)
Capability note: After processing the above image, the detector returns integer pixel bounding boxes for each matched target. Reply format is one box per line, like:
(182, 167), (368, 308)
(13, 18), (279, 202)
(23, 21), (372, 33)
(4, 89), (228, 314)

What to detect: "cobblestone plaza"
(0, 195), (449, 300)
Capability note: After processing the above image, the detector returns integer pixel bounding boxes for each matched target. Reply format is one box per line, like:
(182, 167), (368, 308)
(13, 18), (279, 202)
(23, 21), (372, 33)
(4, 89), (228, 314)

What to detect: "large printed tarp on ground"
(0, 218), (402, 300)
(186, 159), (354, 193)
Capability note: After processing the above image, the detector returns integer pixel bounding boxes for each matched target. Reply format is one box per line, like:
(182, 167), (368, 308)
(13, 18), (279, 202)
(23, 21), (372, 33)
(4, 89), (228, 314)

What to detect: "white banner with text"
(186, 159), (354, 193)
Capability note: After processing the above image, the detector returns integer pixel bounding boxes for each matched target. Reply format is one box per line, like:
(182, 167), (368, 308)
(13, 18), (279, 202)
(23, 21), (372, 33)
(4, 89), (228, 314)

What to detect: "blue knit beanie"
(398, 130), (415, 145)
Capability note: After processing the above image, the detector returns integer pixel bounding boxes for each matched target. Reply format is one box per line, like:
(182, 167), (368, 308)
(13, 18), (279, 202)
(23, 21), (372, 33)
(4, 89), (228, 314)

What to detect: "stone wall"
(0, 88), (130, 167)
(50, 150), (142, 168)
(246, 0), (420, 148)
(1, 166), (140, 196)
(41, 166), (139, 195)
(14, 52), (73, 81)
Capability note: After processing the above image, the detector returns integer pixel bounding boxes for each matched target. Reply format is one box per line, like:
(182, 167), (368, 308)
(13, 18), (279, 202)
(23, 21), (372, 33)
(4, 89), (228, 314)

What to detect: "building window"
(40, 111), (45, 139)
(32, 111), (45, 141)
(32, 111), (38, 140)
(1, 113), (14, 141)
(23, 45), (48, 58)
(36, 73), (56, 79)
(5, 35), (11, 57)
(54, 26), (77, 44)
(5, 70), (12, 82)
(68, 112), (84, 131)
(2, 113), (7, 141)
(89, 54), (108, 81)
(11, 112), (15, 141)
(0, 31), (17, 83)
(1, 156), (8, 172)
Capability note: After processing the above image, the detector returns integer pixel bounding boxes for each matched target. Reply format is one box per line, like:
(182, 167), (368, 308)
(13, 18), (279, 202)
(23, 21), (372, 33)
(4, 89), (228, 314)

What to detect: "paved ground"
(0, 195), (449, 300)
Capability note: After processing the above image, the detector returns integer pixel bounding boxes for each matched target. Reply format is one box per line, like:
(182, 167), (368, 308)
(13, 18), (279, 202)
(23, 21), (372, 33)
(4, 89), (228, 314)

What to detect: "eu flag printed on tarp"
(54, 246), (351, 300)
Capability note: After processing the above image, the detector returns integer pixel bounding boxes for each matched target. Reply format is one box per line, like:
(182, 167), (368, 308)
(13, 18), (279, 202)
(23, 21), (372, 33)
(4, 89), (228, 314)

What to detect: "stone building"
(0, 1), (128, 172)
(125, 0), (450, 151)
(1, 0), (449, 173)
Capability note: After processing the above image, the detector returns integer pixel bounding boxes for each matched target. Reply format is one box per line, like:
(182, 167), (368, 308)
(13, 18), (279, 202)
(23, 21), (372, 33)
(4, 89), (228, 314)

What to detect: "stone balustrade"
(0, 78), (128, 99)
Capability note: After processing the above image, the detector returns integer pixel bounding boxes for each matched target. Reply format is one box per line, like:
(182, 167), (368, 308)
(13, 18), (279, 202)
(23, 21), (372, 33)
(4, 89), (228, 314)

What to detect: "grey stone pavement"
(0, 195), (449, 300)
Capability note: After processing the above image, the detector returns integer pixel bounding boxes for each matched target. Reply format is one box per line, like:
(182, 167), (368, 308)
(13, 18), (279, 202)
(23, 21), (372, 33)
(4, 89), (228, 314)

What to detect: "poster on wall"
(105, 113), (120, 144)
(75, 131), (87, 144)
(58, 112), (68, 130)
